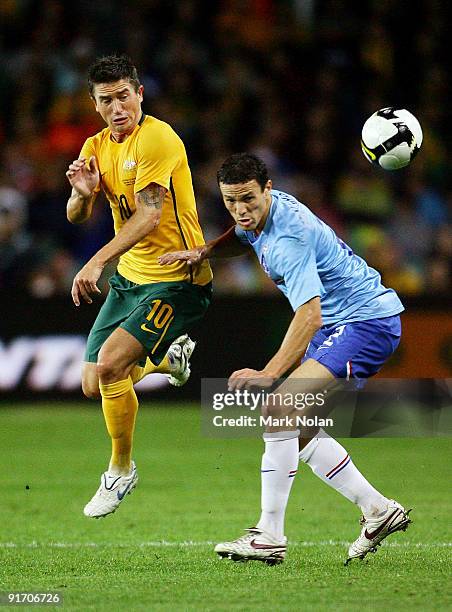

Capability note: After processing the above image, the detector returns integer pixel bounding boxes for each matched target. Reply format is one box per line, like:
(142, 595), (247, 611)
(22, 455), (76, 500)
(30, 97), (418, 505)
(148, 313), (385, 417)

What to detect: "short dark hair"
(87, 54), (141, 96)
(217, 153), (269, 191)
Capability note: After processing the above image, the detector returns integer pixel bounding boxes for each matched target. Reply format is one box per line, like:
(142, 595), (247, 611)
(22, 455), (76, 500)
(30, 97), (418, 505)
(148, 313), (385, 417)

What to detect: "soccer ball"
(361, 107), (423, 170)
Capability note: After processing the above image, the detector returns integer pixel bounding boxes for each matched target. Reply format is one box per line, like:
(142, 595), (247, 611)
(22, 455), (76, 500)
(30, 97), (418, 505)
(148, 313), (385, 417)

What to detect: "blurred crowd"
(0, 0), (450, 299)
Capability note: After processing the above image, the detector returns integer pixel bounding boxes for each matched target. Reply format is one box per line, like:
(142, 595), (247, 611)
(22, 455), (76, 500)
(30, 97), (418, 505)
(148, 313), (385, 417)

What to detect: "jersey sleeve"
(283, 237), (323, 311)
(134, 123), (183, 193)
(79, 138), (101, 195)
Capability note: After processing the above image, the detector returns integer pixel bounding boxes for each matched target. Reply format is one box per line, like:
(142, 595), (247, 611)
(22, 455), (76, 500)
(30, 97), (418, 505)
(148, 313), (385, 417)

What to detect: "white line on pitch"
(0, 541), (450, 549)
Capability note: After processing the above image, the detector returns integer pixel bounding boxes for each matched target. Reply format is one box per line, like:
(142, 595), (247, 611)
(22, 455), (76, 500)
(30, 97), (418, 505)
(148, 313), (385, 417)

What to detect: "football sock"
(256, 431), (299, 540)
(130, 354), (172, 383)
(99, 377), (139, 476)
(298, 429), (389, 517)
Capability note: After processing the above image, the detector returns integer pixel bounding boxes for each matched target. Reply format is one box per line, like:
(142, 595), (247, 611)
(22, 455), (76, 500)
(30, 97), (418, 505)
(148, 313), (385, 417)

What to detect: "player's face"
(92, 79), (144, 140)
(220, 179), (272, 232)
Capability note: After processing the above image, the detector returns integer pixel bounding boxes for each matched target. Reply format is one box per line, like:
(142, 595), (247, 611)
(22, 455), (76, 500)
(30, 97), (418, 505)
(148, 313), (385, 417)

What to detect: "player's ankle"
(361, 499), (389, 518)
(256, 515), (285, 541)
(108, 462), (132, 476)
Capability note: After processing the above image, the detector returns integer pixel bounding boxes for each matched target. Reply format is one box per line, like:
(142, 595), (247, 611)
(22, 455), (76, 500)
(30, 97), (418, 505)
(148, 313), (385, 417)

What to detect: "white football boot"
(345, 500), (412, 564)
(215, 528), (287, 565)
(166, 334), (196, 387)
(83, 462), (138, 518)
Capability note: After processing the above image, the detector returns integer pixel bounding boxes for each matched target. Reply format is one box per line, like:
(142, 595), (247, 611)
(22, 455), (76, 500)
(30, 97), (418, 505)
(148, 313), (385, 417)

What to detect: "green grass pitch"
(0, 403), (450, 611)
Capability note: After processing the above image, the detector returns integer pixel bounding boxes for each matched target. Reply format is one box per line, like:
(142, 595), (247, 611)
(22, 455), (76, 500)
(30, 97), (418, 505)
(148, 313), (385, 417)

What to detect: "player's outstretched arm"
(228, 297), (322, 391)
(262, 296), (323, 378)
(158, 225), (248, 267)
(66, 156), (99, 224)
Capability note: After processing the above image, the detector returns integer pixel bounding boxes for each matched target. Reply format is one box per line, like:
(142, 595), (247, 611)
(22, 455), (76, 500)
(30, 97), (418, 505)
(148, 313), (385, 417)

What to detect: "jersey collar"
(247, 193), (276, 243)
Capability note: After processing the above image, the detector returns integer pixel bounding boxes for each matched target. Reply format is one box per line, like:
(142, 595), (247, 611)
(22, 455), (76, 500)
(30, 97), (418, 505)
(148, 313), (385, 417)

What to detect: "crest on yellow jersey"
(123, 159), (137, 171)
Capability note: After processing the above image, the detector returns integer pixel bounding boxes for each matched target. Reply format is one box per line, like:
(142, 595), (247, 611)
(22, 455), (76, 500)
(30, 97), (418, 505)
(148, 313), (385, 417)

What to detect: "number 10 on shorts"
(141, 299), (174, 335)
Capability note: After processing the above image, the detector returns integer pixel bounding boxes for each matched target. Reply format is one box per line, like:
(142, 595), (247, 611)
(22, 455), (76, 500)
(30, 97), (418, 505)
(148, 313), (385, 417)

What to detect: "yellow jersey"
(80, 114), (212, 286)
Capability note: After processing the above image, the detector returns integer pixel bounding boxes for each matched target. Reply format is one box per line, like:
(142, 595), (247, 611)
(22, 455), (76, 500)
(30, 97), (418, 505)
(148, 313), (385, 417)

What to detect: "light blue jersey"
(235, 190), (404, 325)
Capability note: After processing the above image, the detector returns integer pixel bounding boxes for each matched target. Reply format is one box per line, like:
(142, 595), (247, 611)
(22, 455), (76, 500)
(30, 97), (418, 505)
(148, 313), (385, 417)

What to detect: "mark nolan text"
(212, 415), (333, 428)
(261, 415), (334, 427)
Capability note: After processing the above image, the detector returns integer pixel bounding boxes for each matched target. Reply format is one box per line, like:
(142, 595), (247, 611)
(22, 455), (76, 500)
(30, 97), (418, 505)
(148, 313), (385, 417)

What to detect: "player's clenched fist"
(66, 155), (99, 198)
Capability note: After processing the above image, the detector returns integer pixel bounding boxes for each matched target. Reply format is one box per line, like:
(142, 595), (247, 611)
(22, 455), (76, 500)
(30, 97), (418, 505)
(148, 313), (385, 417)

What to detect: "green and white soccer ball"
(361, 107), (423, 170)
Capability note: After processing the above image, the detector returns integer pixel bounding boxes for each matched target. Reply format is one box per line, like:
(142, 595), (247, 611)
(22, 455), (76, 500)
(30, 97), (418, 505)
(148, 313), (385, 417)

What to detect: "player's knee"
(96, 357), (123, 383)
(82, 363), (100, 399)
(82, 379), (100, 400)
(262, 400), (281, 419)
(96, 358), (113, 381)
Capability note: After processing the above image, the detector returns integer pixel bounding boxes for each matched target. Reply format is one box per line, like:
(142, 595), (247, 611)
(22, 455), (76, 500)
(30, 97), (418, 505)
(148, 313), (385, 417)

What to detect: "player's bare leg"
(82, 362), (101, 399)
(84, 328), (142, 518)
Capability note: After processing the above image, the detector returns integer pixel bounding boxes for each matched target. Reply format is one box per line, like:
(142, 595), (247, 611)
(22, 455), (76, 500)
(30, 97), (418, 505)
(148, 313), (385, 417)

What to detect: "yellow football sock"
(99, 377), (138, 474)
(130, 354), (172, 384)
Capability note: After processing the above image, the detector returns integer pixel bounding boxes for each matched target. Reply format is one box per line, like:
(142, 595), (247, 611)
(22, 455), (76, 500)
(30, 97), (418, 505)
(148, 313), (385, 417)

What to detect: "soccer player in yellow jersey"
(65, 55), (212, 518)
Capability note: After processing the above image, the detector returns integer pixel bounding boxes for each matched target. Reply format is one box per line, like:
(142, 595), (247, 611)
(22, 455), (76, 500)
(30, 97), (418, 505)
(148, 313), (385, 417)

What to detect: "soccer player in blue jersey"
(159, 153), (411, 565)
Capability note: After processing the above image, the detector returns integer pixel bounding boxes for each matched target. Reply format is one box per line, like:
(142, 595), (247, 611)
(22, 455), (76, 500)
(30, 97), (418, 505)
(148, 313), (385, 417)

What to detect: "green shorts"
(85, 271), (212, 365)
